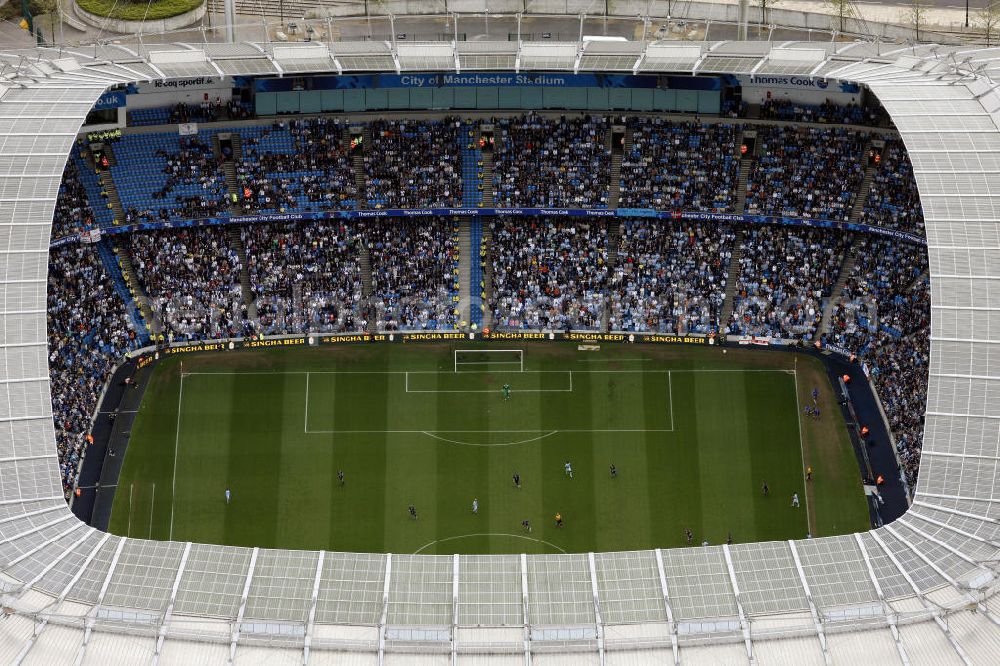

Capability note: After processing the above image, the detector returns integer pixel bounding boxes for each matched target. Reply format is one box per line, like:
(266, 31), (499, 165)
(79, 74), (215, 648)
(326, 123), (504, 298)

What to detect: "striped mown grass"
(109, 342), (870, 554)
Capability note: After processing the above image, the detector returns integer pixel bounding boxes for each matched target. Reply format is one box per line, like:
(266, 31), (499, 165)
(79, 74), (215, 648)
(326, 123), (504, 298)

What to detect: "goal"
(454, 349), (524, 373)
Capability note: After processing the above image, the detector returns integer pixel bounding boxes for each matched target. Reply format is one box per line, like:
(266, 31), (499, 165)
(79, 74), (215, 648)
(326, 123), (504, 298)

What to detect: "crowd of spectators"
(129, 227), (250, 341)
(745, 126), (866, 221)
(610, 220), (735, 334)
(160, 137), (229, 218)
(236, 118), (357, 214)
(727, 226), (849, 339)
(170, 100), (225, 124)
(867, 331), (928, 489)
(365, 218), (460, 330)
(52, 159), (96, 238)
(116, 136), (229, 224)
(827, 237), (929, 488)
(92, 111), (922, 236)
(492, 114), (611, 208)
(619, 119), (740, 211)
(364, 119), (463, 208)
(490, 218), (608, 330)
(241, 220), (365, 334)
(47, 246), (140, 497)
(859, 138), (925, 235)
(828, 238), (928, 352)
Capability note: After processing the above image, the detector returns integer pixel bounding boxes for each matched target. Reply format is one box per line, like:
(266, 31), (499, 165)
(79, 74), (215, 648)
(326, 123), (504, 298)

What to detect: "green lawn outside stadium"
(108, 342), (870, 554)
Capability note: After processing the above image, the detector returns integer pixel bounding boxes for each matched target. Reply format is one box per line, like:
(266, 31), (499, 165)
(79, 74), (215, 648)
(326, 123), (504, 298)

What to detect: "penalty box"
(302, 369), (675, 435)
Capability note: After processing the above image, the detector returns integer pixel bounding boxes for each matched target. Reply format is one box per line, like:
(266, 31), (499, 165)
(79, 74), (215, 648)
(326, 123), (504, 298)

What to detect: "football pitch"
(108, 342), (870, 554)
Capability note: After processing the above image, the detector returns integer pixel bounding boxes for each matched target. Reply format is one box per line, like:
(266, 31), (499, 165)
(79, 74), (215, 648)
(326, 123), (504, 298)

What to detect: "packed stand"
(759, 99), (866, 125)
(827, 237), (928, 354)
(745, 126), (866, 221)
(236, 118), (357, 214)
(113, 133), (228, 224)
(129, 227), (249, 341)
(867, 318), (928, 490)
(492, 114), (611, 208)
(619, 119), (740, 211)
(610, 220), (734, 334)
(241, 221), (366, 334)
(859, 138), (925, 235)
(490, 218), (608, 330)
(727, 226), (849, 339)
(365, 218), (460, 331)
(364, 119), (463, 208)
(52, 158), (97, 238)
(47, 246), (140, 498)
(827, 237), (929, 488)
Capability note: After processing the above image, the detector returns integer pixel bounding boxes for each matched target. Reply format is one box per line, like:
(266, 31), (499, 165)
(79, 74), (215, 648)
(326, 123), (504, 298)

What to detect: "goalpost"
(454, 349), (524, 373)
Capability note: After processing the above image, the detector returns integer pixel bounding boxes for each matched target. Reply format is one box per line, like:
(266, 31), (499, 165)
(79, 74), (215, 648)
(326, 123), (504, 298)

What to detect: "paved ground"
(12, 0), (996, 56)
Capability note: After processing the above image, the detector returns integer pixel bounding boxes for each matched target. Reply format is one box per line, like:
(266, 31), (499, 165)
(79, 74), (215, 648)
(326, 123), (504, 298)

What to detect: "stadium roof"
(2, 39), (1000, 664)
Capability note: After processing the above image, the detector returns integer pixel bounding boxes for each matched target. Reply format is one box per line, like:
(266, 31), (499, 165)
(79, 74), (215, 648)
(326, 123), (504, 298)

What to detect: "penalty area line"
(667, 371), (674, 432)
(792, 368), (814, 537)
(149, 482), (155, 540)
(304, 372), (311, 433)
(412, 533), (567, 555)
(126, 483), (133, 538)
(169, 374), (184, 541)
(420, 430), (560, 447)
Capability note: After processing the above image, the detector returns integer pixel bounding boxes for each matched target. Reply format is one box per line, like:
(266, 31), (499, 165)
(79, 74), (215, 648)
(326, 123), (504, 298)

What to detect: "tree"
(757, 0), (781, 35)
(0, 0), (57, 44)
(974, 1), (1000, 46)
(826, 0), (855, 33)
(904, 0), (931, 42)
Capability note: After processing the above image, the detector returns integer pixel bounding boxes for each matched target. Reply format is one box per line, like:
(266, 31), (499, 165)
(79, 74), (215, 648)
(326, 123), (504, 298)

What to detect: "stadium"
(2, 2), (1000, 664)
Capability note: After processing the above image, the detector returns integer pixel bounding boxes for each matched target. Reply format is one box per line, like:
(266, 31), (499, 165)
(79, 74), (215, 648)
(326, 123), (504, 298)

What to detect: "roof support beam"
(451, 554), (459, 666)
(153, 541), (192, 666)
(721, 545), (753, 664)
(2, 521), (82, 570)
(377, 552), (392, 666)
(653, 549), (679, 665)
(892, 520), (993, 580)
(0, 513), (76, 546)
(0, 497), (63, 507)
(906, 508), (1000, 549)
(11, 532), (112, 665)
(303, 551), (325, 666)
(11, 525), (91, 596)
(587, 552), (605, 666)
(883, 524), (969, 589)
(632, 51), (645, 75)
(854, 533), (909, 665)
(78, 537), (127, 665)
(913, 500), (999, 525)
(229, 547), (258, 666)
(787, 541), (829, 663)
(868, 530), (974, 665)
(0, 503), (65, 527)
(521, 552), (531, 666)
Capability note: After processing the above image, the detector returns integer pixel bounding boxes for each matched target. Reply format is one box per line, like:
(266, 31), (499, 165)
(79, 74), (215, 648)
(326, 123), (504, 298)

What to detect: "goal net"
(454, 349), (524, 373)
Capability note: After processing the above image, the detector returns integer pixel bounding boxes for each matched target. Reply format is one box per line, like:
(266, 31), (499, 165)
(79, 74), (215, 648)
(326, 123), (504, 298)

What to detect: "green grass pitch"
(108, 342), (871, 554)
